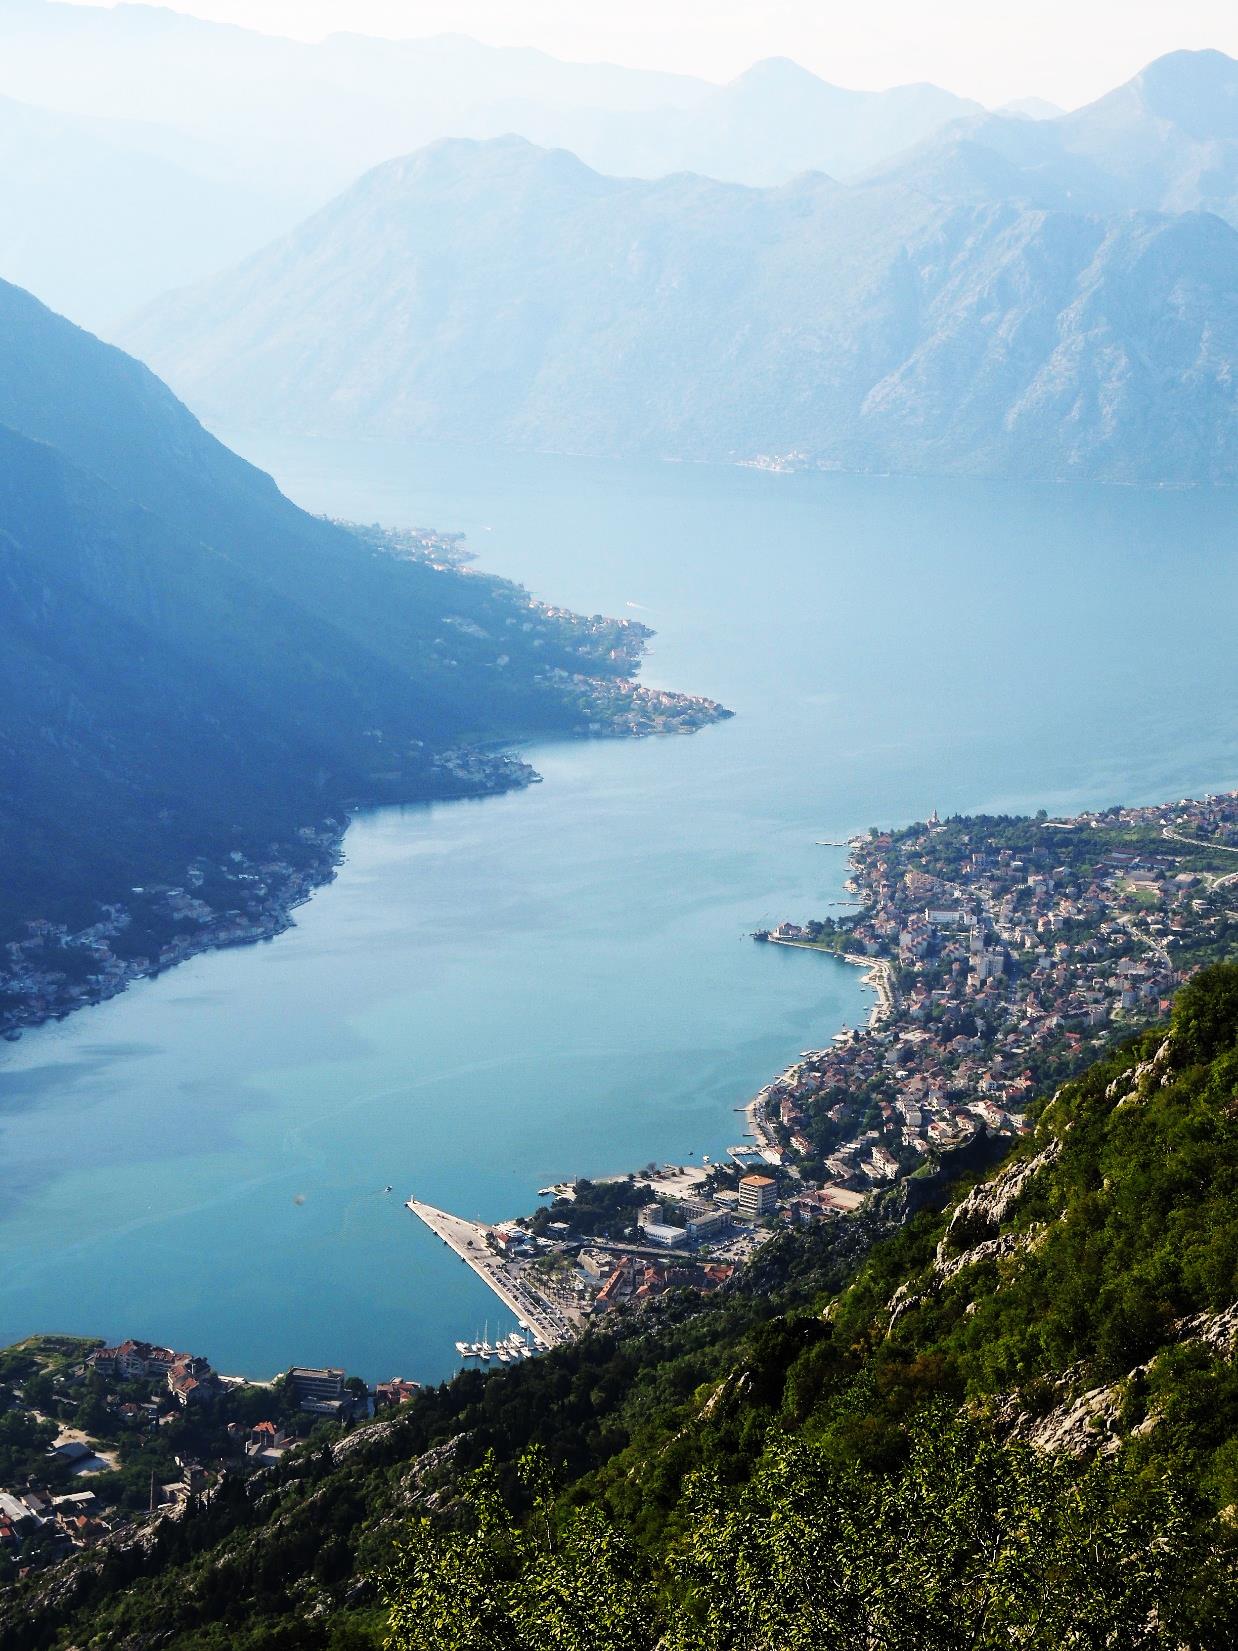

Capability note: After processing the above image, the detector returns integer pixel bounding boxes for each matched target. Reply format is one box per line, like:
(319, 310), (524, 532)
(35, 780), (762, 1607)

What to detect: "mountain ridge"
(120, 133), (1238, 484)
(868, 46), (1238, 225)
(0, 0), (984, 328)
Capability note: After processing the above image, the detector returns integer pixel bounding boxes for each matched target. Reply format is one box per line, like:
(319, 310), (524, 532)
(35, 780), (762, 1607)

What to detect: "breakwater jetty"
(406, 1198), (579, 1351)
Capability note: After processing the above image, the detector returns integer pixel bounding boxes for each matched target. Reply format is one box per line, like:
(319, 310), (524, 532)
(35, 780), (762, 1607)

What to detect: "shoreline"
(0, 505), (731, 1051)
(0, 765), (531, 1047)
(0, 697), (731, 1049)
(604, 788), (1237, 1266)
(11, 791), (1234, 1383)
(0, 819), (351, 1046)
(406, 1199), (579, 1349)
(760, 936), (895, 1028)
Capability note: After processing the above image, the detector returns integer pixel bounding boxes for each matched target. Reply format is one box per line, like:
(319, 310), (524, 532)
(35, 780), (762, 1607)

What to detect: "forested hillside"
(7, 965), (1237, 1648)
(0, 279), (724, 1034)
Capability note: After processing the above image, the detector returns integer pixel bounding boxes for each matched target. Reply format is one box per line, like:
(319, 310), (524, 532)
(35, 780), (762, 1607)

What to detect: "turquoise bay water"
(1, 439), (1234, 1382)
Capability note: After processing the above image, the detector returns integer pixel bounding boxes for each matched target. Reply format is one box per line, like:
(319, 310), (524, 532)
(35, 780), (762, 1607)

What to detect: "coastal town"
(0, 1335), (417, 1577)
(409, 790), (1238, 1348)
(0, 824), (349, 1044)
(3, 792), (1235, 1579)
(349, 521), (731, 741)
(746, 789), (1238, 1203)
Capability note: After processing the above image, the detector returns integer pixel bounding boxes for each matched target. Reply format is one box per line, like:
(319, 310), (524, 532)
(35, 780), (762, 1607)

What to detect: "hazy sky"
(79, 0), (1238, 108)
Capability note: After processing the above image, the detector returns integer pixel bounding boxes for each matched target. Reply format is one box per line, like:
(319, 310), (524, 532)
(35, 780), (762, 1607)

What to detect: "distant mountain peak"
(999, 97), (1064, 121)
(1131, 47), (1238, 139)
(379, 132), (605, 191)
(730, 56), (831, 90)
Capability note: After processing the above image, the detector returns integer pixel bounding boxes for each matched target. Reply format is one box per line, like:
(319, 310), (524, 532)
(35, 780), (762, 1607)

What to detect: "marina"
(405, 1198), (581, 1352)
(454, 1330), (535, 1363)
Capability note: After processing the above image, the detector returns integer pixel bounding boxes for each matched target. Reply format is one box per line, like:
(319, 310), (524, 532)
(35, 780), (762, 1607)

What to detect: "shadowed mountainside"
(0, 278), (724, 1024)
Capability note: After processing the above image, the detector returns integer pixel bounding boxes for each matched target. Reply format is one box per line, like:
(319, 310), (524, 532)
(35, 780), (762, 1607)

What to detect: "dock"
(406, 1198), (580, 1351)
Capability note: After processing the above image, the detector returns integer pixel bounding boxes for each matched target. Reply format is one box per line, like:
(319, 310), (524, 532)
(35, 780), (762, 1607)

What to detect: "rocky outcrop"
(997, 1380), (1129, 1458)
(936, 1139), (1061, 1260)
(1177, 1302), (1238, 1358)
(933, 1224), (1047, 1286)
(991, 1298), (1238, 1460)
(1103, 1032), (1175, 1107)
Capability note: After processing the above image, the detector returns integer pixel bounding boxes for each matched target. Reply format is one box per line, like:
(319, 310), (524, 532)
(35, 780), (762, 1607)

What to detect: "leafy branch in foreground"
(380, 1448), (655, 1651)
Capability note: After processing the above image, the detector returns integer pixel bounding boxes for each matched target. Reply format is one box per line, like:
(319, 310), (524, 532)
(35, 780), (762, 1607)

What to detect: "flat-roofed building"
(738, 1174), (777, 1218)
(287, 1366), (352, 1416)
(686, 1208), (731, 1243)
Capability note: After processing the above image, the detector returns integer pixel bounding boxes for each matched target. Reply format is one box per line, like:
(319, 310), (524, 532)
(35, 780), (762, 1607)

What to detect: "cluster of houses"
(751, 793), (1236, 1214)
(582, 1251), (734, 1313)
(1, 1446), (212, 1564)
(88, 1339), (219, 1408)
(0, 826), (343, 1040)
(528, 1173), (781, 1319)
(0, 1340), (422, 1576)
(2, 1482), (124, 1558)
(528, 666), (729, 740)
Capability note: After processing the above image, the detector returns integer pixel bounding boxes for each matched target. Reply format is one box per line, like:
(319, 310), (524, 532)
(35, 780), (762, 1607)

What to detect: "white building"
(738, 1175), (777, 1218)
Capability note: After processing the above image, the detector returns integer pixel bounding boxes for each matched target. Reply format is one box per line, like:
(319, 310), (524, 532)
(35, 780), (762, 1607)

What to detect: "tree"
(666, 1416), (1202, 1651)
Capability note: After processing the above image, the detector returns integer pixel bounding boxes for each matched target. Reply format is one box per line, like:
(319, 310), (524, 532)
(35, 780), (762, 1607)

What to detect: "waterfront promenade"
(406, 1199), (579, 1350)
(763, 934), (895, 1027)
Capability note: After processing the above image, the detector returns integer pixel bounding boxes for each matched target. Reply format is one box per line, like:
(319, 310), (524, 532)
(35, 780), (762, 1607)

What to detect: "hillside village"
(0, 1337), (417, 1578)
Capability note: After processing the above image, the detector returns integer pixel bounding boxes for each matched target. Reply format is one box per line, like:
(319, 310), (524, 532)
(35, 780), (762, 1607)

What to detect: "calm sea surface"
(1, 438), (1234, 1381)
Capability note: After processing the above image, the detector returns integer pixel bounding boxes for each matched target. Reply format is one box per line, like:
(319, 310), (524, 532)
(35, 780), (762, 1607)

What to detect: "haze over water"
(0, 439), (1234, 1382)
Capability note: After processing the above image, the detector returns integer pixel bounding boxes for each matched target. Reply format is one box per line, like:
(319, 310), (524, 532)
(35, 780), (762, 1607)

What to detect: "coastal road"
(761, 935), (895, 1027)
(406, 1199), (579, 1351)
(841, 952), (896, 1025)
(1162, 827), (1238, 856)
(1162, 827), (1238, 892)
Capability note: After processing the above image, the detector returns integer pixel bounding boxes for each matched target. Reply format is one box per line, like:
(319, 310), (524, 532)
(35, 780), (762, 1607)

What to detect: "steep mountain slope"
(7, 967), (1237, 1648)
(0, 93), (301, 331)
(122, 136), (1238, 484)
(872, 49), (1238, 225)
(0, 277), (722, 1020)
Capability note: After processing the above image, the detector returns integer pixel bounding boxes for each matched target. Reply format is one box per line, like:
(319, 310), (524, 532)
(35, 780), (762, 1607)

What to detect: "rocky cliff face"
(869, 1006), (1238, 1463)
